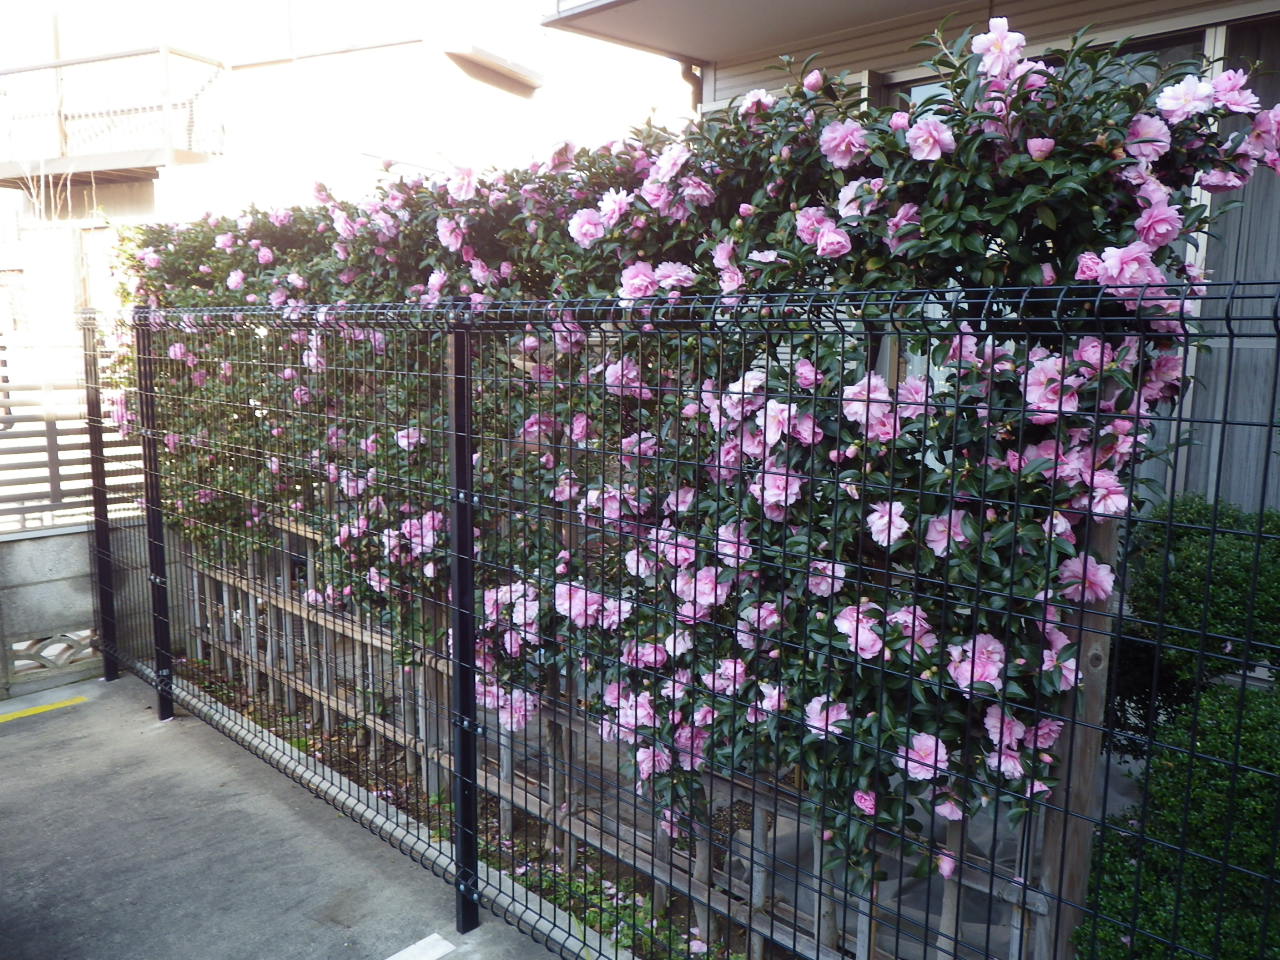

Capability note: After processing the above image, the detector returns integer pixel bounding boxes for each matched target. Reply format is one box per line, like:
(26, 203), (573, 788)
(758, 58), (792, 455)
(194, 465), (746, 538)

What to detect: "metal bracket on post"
(81, 312), (120, 682)
(134, 310), (176, 722)
(447, 323), (481, 935)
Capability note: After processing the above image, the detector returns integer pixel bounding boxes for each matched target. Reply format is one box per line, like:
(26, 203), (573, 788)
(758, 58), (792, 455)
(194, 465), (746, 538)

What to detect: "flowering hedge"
(119, 18), (1280, 890)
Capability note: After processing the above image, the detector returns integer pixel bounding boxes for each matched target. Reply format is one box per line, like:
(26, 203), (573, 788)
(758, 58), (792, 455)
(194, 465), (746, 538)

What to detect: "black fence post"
(81, 312), (119, 683)
(133, 310), (175, 721)
(448, 321), (481, 934)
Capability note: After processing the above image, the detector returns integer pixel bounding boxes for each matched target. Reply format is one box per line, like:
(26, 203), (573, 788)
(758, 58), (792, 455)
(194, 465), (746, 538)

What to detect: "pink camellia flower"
(622, 641), (668, 670)
(867, 501), (909, 547)
(367, 566), (390, 593)
(889, 111), (910, 131)
(897, 732), (949, 780)
(1126, 114), (1172, 162)
(947, 633), (1006, 696)
(987, 749), (1025, 779)
(972, 17), (1025, 77)
(1041, 263), (1057, 285)
(1074, 252), (1104, 281)
(651, 142), (691, 183)
(807, 560), (846, 597)
(1027, 718), (1064, 749)
(842, 372), (892, 430)
(597, 187), (633, 228)
(815, 225), (853, 258)
(1198, 167), (1248, 193)
(748, 457), (806, 520)
(818, 118), (870, 168)
(715, 522), (753, 567)
(835, 601), (883, 658)
(701, 657), (748, 694)
(936, 850), (959, 879)
(604, 354), (654, 400)
(935, 796), (965, 821)
(853, 790), (877, 816)
(738, 88), (777, 117)
(499, 689), (539, 731)
(257, 246), (274, 265)
(794, 358), (823, 389)
(447, 167), (477, 202)
(804, 696), (850, 739)
(673, 565), (734, 609)
(1211, 69), (1261, 114)
(1095, 240), (1165, 303)
(1042, 646), (1080, 690)
(803, 69), (824, 92)
(1024, 355), (1079, 422)
(795, 206), (834, 244)
(886, 203), (921, 254)
(886, 605), (937, 651)
(554, 581), (606, 628)
(395, 427), (422, 450)
(1058, 554), (1115, 603)
(436, 216), (464, 251)
(226, 269), (245, 291)
(712, 238), (737, 270)
(673, 726), (711, 771)
(925, 510), (968, 557)
(619, 261), (659, 300)
(1156, 75), (1213, 123)
(749, 683), (787, 722)
(214, 232), (236, 250)
(718, 265), (745, 294)
(655, 261), (697, 289)
(906, 117), (956, 161)
(756, 399), (795, 447)
(984, 705), (1027, 748)
(837, 177), (885, 218)
(1027, 138), (1055, 161)
(686, 176), (716, 208)
(568, 208), (606, 248)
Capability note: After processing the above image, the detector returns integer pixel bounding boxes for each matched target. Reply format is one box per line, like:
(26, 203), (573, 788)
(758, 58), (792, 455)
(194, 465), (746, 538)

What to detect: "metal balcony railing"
(0, 47), (224, 178)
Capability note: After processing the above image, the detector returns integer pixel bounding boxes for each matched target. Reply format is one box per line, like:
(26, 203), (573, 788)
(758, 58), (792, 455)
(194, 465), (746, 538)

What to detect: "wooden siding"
(708, 0), (1261, 105)
(1186, 16), (1280, 512)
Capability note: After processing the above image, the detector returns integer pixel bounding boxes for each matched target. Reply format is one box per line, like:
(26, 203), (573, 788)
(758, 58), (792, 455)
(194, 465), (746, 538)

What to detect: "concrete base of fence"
(126, 659), (640, 960)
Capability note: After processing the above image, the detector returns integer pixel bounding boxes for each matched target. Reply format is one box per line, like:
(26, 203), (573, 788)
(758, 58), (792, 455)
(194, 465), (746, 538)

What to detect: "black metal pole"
(81, 313), (119, 682)
(134, 311), (174, 721)
(448, 324), (481, 934)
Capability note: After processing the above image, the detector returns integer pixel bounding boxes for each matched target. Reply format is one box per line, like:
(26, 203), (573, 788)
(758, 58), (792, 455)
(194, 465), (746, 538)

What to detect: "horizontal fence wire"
(91, 284), (1280, 960)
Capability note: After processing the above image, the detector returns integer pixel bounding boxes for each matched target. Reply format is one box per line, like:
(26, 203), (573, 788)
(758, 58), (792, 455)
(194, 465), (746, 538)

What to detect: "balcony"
(0, 47), (224, 191)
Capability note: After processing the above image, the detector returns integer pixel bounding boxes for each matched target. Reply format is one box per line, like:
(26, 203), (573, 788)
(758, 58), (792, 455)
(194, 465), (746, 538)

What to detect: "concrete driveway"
(0, 674), (535, 960)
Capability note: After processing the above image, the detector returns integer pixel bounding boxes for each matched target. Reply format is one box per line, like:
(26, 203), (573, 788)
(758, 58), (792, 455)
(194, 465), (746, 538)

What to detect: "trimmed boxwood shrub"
(1086, 683), (1280, 959)
(1111, 495), (1280, 743)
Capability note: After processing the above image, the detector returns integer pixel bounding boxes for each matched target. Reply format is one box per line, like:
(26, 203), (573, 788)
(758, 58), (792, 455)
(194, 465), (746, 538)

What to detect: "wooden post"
(932, 820), (965, 960)
(749, 804), (769, 960)
(1035, 521), (1118, 960)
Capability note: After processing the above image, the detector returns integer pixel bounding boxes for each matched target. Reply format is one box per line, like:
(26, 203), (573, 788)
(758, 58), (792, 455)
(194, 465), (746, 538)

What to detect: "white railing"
(0, 47), (224, 164)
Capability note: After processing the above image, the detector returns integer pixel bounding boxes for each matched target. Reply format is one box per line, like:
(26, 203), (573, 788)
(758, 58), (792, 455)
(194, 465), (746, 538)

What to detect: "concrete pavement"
(0, 675), (536, 960)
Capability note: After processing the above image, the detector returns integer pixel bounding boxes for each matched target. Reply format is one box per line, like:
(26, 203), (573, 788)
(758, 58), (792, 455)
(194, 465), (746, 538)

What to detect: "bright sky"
(1, 0), (694, 212)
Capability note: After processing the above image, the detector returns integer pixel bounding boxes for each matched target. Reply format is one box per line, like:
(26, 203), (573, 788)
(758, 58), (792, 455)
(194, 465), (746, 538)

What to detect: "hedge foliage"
(1112, 495), (1280, 740)
(1088, 682), (1280, 959)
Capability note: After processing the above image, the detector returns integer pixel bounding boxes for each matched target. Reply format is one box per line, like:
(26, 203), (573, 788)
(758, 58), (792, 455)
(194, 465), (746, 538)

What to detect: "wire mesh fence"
(88, 285), (1280, 960)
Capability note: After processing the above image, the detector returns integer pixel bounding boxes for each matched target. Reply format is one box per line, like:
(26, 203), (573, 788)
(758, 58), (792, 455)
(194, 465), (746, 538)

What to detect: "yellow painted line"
(0, 695), (88, 724)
